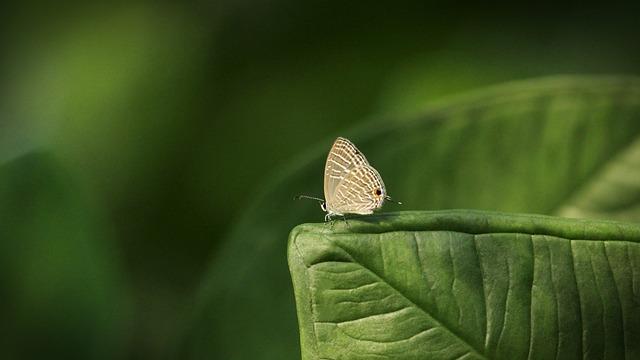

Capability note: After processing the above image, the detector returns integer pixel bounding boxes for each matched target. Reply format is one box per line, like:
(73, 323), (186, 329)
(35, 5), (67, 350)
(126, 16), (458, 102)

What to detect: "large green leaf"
(289, 210), (640, 359)
(181, 76), (640, 359)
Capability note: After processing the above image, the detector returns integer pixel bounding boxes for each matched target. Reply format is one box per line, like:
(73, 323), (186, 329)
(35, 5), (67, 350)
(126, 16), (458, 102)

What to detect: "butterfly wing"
(324, 137), (369, 211)
(330, 164), (386, 215)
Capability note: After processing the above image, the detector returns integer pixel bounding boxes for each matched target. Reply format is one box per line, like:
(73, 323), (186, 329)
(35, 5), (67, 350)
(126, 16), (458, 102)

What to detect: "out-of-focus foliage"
(1, 1), (640, 359)
(0, 153), (131, 359)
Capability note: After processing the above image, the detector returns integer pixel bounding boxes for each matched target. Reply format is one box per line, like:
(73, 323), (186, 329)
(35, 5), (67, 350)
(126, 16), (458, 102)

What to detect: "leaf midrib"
(551, 131), (640, 217)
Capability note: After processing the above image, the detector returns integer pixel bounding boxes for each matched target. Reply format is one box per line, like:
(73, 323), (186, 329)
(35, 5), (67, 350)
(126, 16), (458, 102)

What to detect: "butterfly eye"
(375, 189), (382, 196)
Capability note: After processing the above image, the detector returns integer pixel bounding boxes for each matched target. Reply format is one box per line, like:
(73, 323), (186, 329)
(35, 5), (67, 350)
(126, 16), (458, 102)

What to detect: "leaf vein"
(604, 243), (627, 359)
(329, 243), (489, 359)
(568, 240), (584, 360)
(472, 234), (489, 350)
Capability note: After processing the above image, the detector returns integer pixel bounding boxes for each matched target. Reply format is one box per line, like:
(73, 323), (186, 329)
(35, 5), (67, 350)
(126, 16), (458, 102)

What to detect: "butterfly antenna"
(295, 195), (325, 204)
(386, 195), (403, 205)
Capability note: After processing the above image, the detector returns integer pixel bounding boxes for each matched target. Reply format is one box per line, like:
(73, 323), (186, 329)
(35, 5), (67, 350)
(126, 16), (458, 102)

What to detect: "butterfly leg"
(342, 214), (351, 229)
(324, 213), (336, 230)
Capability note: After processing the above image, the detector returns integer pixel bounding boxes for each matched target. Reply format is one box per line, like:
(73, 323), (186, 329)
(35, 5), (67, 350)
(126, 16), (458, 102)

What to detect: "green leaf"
(556, 136), (640, 221)
(289, 210), (640, 359)
(0, 152), (131, 359)
(181, 76), (640, 359)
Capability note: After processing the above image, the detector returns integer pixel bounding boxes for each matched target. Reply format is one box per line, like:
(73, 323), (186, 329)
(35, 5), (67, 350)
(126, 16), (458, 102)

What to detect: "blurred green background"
(1, 2), (640, 359)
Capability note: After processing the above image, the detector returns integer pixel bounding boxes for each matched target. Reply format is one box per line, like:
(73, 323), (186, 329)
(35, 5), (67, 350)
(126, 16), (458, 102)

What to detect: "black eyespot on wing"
(375, 189), (382, 196)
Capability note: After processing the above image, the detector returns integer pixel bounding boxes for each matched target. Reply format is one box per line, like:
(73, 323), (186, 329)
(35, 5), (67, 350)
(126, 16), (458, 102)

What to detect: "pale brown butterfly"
(298, 137), (400, 221)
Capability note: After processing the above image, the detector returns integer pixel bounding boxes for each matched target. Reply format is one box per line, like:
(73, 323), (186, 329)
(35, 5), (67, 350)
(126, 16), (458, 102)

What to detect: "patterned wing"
(324, 137), (369, 208)
(329, 164), (386, 215)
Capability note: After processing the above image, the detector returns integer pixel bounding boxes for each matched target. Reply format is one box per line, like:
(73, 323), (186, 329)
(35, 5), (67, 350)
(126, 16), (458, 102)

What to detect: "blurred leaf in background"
(1, 3), (215, 357)
(0, 152), (131, 359)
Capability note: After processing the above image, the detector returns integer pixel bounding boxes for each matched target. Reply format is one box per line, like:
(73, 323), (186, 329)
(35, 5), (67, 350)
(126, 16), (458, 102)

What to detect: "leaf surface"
(289, 210), (640, 359)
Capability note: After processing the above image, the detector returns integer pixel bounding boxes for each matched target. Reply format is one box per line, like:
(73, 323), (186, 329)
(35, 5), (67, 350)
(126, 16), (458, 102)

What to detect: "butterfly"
(298, 137), (400, 221)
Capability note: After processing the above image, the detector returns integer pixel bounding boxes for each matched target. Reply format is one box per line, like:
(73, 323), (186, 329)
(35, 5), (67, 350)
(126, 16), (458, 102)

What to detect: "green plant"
(289, 210), (640, 359)
(182, 75), (640, 359)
